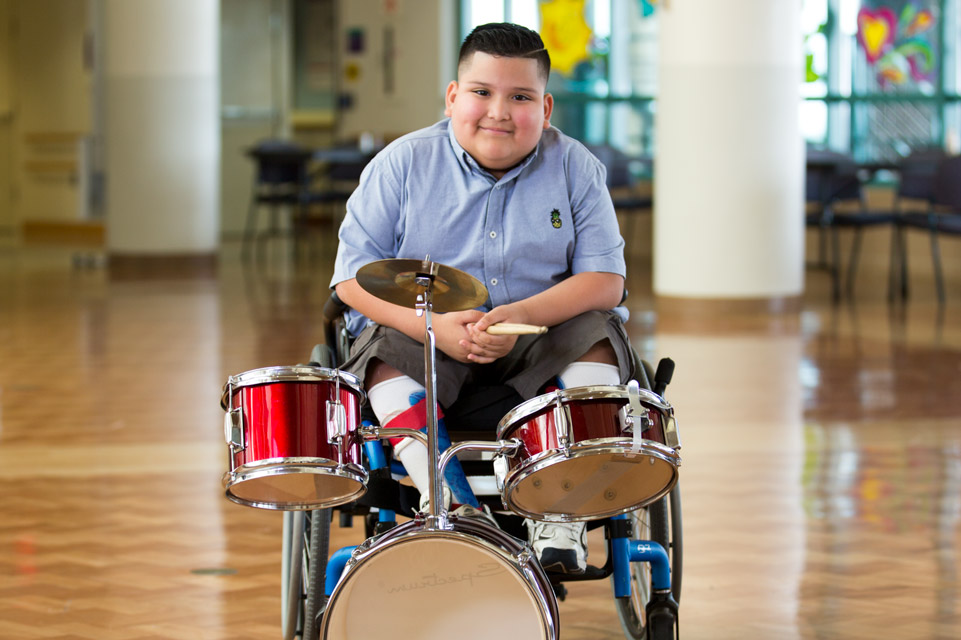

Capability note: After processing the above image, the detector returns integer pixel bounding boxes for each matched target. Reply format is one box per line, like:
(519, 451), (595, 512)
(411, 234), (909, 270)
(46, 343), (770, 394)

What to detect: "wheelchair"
(223, 291), (683, 639)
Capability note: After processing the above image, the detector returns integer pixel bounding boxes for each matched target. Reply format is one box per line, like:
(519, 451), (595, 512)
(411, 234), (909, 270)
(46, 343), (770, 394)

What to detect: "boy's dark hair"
(458, 23), (551, 82)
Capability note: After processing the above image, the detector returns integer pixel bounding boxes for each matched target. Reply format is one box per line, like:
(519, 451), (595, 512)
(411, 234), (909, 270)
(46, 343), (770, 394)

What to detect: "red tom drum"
(221, 365), (366, 510)
(495, 383), (680, 522)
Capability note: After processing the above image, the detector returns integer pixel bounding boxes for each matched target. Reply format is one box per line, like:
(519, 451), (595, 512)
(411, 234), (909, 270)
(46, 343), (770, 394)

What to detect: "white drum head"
(224, 460), (366, 510)
(323, 533), (552, 639)
(506, 444), (678, 520)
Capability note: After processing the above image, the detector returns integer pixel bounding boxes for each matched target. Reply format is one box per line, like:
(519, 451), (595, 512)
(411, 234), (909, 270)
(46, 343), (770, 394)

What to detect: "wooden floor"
(1, 239), (960, 639)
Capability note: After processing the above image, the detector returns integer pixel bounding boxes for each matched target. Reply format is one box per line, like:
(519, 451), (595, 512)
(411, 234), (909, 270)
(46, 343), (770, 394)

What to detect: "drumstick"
(486, 323), (548, 335)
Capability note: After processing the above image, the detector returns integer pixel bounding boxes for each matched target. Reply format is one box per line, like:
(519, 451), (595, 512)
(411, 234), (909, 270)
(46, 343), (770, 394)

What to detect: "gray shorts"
(340, 310), (636, 408)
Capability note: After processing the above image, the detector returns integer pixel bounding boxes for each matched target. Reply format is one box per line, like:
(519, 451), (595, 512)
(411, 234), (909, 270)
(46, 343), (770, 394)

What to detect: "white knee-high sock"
(558, 361), (621, 389)
(367, 376), (431, 496)
(366, 375), (477, 508)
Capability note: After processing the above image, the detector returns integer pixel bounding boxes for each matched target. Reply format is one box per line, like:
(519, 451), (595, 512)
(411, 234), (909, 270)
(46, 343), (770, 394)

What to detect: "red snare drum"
(221, 366), (366, 510)
(495, 383), (680, 522)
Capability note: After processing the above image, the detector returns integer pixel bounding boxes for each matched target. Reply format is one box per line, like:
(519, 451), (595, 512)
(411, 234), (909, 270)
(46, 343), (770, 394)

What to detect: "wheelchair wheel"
(281, 509), (331, 640)
(612, 483), (683, 639)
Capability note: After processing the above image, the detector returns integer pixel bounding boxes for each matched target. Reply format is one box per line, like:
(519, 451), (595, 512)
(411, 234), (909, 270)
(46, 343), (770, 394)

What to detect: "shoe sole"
(538, 548), (586, 574)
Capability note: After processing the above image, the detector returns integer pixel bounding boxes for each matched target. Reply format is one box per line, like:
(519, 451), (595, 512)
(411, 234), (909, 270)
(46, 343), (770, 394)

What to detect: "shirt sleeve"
(330, 150), (407, 288)
(567, 147), (627, 278)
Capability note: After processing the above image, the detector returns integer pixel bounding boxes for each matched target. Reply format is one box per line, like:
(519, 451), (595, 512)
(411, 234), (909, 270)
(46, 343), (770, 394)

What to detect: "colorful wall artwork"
(640, 0), (659, 18)
(857, 4), (936, 87)
(539, 0), (593, 76)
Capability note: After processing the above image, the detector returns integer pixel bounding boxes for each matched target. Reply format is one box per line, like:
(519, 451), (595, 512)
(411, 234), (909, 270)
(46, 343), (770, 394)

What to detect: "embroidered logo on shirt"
(550, 209), (562, 229)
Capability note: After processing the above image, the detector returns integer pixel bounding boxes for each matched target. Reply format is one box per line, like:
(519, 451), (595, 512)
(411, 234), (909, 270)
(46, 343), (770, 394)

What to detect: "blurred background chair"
(242, 140), (313, 261)
(587, 144), (653, 260)
(299, 146), (373, 250)
(896, 154), (961, 304)
(805, 147), (864, 301)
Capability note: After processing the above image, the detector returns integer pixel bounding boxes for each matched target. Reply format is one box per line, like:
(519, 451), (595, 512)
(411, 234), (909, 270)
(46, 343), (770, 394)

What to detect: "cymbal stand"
(413, 259), (446, 528)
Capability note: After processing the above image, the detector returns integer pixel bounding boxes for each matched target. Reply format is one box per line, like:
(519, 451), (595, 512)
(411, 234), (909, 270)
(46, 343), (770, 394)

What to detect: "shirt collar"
(445, 118), (540, 181)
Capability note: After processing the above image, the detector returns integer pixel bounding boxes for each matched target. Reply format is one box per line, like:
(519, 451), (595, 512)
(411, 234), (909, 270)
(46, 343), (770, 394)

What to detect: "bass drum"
(322, 516), (559, 640)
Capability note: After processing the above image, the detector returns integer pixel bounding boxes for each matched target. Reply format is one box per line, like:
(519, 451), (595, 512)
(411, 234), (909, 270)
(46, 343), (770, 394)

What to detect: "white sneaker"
(451, 503), (500, 529)
(526, 520), (587, 574)
(417, 486), (453, 514)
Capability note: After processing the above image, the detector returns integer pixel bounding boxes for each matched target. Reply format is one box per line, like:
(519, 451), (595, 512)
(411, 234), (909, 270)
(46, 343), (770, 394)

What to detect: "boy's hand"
(462, 304), (529, 363)
(434, 310), (485, 363)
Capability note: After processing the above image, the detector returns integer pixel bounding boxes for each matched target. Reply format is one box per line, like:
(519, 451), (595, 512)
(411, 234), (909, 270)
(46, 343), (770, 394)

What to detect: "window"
(459, 0), (961, 164)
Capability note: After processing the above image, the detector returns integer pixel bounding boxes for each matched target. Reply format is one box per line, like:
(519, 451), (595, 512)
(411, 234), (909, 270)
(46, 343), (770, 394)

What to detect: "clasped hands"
(434, 304), (531, 364)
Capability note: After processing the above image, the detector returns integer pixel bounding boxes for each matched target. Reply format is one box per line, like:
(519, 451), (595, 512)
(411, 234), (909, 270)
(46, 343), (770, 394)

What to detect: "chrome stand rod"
(436, 439), (522, 483)
(422, 286), (444, 523)
(360, 426), (428, 447)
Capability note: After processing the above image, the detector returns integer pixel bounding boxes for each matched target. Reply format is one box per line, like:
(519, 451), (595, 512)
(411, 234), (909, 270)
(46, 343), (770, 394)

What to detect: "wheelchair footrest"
(547, 564), (609, 583)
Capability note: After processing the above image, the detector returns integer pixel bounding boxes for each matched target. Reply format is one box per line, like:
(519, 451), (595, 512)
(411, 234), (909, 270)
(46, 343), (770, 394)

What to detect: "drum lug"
(515, 548), (534, 567)
(663, 414), (681, 450)
(620, 380), (653, 456)
(623, 380), (651, 432)
(552, 392), (572, 457)
(493, 454), (508, 492)
(327, 399), (347, 444)
(224, 408), (245, 451)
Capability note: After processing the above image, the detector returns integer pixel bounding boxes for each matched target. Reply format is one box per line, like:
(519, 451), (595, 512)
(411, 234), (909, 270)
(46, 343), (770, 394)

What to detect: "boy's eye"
(513, 94), (532, 101)
(473, 89), (490, 97)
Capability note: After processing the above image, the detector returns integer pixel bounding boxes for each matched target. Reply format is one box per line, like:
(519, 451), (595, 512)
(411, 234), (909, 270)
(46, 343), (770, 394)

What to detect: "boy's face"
(445, 52), (553, 178)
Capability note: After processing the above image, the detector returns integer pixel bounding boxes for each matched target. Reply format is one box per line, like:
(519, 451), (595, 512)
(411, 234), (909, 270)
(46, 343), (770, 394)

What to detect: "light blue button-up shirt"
(331, 119), (626, 335)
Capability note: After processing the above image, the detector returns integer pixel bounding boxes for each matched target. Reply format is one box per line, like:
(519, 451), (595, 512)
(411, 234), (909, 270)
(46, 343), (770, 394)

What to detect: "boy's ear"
(444, 81), (459, 117)
(542, 92), (554, 129)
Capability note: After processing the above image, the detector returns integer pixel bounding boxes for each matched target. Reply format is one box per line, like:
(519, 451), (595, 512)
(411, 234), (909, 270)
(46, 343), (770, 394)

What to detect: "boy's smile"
(445, 52), (553, 179)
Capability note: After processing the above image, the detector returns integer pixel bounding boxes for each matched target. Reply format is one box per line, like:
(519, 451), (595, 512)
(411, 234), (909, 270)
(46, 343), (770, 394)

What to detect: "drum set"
(220, 257), (681, 639)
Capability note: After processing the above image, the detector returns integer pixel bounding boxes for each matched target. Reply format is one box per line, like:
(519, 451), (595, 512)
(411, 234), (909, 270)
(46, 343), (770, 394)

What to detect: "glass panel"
(467, 0), (505, 28)
(509, 0), (539, 30)
(854, 100), (940, 161)
(801, 100), (830, 145)
(456, 0), (960, 162)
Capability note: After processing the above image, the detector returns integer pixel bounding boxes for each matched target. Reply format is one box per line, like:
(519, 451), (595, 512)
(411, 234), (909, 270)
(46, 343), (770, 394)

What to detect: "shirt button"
(490, 278), (498, 286)
(489, 231), (497, 239)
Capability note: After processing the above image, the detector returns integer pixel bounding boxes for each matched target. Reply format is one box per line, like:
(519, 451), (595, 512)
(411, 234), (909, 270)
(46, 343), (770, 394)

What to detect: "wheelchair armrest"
(322, 291), (351, 363)
(323, 289), (349, 322)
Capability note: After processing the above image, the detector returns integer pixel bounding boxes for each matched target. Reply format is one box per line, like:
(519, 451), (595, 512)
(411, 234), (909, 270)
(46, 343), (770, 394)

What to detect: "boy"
(330, 23), (633, 573)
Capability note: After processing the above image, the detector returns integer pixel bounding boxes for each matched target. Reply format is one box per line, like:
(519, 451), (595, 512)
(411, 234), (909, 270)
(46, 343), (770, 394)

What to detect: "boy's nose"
(487, 97), (510, 120)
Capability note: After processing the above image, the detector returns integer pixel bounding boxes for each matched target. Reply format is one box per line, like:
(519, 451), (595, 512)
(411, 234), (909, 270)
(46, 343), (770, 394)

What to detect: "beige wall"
(10, 0), (92, 225)
(335, 0), (453, 141)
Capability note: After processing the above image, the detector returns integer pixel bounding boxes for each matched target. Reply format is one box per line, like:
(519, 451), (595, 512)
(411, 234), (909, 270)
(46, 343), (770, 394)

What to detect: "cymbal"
(356, 258), (489, 312)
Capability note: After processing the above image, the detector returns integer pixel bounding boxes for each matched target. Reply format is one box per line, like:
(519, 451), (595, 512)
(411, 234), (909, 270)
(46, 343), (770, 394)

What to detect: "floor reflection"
(1, 241), (960, 639)
(800, 420), (961, 638)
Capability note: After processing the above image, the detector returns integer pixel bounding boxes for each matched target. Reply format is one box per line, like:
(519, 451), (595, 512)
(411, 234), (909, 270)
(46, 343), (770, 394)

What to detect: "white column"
(104, 0), (220, 255)
(654, 0), (803, 300)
